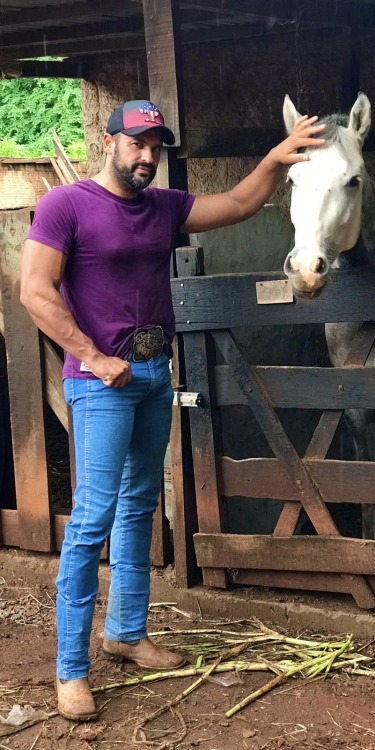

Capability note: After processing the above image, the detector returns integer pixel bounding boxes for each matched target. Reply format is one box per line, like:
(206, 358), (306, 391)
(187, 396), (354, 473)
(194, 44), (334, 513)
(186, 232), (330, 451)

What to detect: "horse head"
(283, 93), (371, 294)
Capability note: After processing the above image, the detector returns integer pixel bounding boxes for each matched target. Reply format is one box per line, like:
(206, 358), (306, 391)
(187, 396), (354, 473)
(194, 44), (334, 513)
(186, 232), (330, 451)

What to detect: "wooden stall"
(2, 0), (375, 604)
(171, 262), (375, 608)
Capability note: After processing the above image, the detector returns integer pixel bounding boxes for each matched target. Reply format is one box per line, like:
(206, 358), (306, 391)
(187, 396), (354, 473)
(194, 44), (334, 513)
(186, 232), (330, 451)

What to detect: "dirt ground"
(0, 575), (375, 750)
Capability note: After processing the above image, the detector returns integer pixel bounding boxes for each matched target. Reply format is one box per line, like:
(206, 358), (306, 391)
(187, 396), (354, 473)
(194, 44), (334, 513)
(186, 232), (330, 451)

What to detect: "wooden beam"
(143, 1), (191, 577)
(0, 33), (145, 64)
(172, 270), (375, 331)
(228, 569), (375, 600)
(19, 59), (89, 79)
(185, 330), (228, 588)
(143, 2), (199, 585)
(0, 0), (139, 33)
(194, 533), (375, 575)
(150, 483), (173, 567)
(143, 0), (181, 145)
(52, 131), (81, 183)
(1, 18), (144, 50)
(214, 365), (375, 410)
(212, 327), (375, 607)
(0, 209), (52, 552)
(43, 340), (68, 432)
(219, 456), (375, 504)
(213, 330), (340, 536)
(170, 248), (201, 588)
(181, 0), (294, 20)
(0, 509), (19, 547)
(273, 323), (375, 537)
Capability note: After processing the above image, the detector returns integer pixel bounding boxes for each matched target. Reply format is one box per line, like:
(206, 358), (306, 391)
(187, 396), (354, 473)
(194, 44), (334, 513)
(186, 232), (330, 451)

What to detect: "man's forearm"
(228, 149), (285, 219)
(22, 286), (101, 367)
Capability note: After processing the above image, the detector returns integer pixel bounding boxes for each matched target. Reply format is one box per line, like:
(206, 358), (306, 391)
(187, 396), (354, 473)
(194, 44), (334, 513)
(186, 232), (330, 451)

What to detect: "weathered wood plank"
(171, 247), (201, 587)
(185, 331), (228, 588)
(52, 130), (80, 182)
(194, 534), (375, 575)
(172, 270), (375, 331)
(50, 156), (69, 185)
(215, 365), (375, 410)
(0, 509), (19, 547)
(142, 0), (181, 146)
(220, 457), (375, 504)
(274, 323), (375, 536)
(43, 339), (68, 431)
(0, 209), (52, 552)
(144, 0), (194, 576)
(213, 330), (339, 536)
(150, 484), (172, 567)
(228, 569), (375, 599)
(213, 329), (375, 606)
(54, 513), (69, 551)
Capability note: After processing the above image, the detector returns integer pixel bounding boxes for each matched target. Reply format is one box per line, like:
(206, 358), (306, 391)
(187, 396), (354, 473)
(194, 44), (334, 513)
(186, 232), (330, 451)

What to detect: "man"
(20, 99), (325, 721)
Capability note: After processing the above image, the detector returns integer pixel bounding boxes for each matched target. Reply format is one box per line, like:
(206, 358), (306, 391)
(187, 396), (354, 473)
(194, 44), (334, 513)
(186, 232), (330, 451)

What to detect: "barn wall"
(80, 26), (375, 534)
(0, 159), (87, 209)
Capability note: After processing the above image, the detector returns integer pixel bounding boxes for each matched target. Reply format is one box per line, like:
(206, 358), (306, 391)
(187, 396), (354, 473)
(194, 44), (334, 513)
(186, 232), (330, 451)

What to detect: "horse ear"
(283, 95), (303, 134)
(348, 92), (371, 142)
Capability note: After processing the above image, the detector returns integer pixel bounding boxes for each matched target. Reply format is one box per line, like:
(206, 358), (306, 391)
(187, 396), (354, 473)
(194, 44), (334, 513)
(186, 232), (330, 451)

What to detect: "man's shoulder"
(145, 186), (193, 204)
(35, 180), (96, 210)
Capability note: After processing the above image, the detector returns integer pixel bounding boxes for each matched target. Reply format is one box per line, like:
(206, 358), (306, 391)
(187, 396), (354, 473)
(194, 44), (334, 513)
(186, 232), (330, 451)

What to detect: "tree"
(0, 78), (86, 159)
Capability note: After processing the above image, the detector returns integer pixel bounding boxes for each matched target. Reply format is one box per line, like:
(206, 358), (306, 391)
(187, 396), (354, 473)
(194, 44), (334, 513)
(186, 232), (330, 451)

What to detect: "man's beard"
(112, 152), (156, 193)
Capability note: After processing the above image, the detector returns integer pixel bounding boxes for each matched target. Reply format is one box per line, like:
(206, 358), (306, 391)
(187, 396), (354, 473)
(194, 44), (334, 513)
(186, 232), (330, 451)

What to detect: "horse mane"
(313, 113), (363, 164)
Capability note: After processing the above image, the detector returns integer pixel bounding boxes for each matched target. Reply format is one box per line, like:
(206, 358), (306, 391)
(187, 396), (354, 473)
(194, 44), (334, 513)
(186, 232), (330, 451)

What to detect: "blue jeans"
(56, 353), (173, 680)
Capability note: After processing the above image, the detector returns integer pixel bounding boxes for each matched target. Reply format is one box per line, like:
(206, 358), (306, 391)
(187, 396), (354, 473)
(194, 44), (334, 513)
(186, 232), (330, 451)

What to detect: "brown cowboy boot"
(56, 677), (98, 721)
(102, 636), (185, 670)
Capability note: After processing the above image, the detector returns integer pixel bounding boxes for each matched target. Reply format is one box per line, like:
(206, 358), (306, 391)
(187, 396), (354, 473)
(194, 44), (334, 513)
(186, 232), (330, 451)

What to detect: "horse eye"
(345, 176), (360, 188)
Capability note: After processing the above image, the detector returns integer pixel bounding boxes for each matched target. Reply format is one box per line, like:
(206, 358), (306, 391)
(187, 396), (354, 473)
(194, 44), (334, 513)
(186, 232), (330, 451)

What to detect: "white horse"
(283, 92), (375, 539)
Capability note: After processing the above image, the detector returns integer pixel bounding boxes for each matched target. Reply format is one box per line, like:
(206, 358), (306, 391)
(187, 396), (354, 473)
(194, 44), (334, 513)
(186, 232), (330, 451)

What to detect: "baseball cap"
(106, 100), (175, 145)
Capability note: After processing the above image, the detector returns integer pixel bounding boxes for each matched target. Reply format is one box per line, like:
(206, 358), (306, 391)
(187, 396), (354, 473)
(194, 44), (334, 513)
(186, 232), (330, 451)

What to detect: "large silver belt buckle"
(132, 326), (164, 361)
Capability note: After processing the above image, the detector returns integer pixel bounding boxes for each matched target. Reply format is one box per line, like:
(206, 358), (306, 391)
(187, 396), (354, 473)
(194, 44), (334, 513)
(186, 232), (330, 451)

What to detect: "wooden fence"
(2, 218), (375, 609)
(170, 251), (375, 609)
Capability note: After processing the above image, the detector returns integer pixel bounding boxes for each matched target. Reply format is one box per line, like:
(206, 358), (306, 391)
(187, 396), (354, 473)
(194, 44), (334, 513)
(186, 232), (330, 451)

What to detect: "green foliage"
(66, 140), (87, 161)
(0, 77), (86, 160)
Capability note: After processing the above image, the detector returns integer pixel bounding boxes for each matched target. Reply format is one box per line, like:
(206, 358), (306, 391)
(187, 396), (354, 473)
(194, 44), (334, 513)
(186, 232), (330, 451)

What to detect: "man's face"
(111, 130), (163, 192)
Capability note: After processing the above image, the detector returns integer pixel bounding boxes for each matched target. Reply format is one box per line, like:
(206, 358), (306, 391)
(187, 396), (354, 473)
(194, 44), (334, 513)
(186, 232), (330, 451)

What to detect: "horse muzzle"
(284, 250), (330, 294)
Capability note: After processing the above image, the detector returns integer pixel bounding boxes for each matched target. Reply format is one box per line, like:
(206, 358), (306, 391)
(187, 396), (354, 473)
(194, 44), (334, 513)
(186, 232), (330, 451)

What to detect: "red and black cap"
(106, 100), (175, 145)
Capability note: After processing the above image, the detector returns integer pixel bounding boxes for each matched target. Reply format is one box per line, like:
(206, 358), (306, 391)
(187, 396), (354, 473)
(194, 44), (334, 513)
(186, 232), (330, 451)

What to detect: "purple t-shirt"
(27, 179), (195, 379)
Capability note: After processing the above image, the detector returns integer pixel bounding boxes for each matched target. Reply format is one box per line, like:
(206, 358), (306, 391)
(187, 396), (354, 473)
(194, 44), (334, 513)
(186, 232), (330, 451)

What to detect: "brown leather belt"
(132, 326), (165, 362)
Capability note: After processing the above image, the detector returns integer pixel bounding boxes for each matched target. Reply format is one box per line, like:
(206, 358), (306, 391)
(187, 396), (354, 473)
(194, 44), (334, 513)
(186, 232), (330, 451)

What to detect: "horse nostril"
(315, 257), (328, 275)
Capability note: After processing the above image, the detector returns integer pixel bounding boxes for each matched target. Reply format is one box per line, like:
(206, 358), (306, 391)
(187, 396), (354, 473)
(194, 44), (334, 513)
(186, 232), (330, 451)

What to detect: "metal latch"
(173, 391), (202, 407)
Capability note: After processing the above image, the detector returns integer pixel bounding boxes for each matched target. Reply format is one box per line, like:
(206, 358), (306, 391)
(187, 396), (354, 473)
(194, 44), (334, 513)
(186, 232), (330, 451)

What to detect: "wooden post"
(0, 209), (52, 551)
(143, 0), (199, 583)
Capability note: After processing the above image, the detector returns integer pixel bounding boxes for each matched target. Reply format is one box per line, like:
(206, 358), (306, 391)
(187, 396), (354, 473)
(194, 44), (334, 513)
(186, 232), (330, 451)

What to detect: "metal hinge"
(173, 391), (202, 407)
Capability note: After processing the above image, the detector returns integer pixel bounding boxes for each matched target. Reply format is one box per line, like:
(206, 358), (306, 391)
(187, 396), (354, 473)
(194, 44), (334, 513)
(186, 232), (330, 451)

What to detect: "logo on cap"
(139, 102), (163, 125)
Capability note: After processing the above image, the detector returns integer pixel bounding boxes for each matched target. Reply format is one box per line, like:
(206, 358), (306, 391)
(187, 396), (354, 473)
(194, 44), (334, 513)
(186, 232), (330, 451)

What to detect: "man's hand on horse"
(272, 115), (326, 165)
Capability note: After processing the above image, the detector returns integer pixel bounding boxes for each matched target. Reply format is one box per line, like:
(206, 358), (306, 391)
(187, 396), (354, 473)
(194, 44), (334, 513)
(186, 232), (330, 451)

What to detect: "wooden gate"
(171, 252), (375, 609)
(0, 208), (172, 566)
